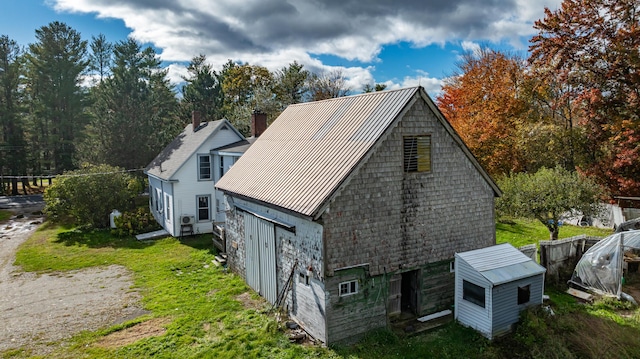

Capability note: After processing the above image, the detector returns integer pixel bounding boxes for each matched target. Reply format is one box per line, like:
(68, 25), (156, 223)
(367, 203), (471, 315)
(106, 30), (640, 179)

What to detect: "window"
(299, 273), (310, 286)
(197, 195), (211, 221)
(198, 155), (211, 180)
(404, 135), (431, 172)
(155, 189), (163, 213)
(339, 280), (358, 297)
(450, 261), (455, 273)
(463, 280), (485, 308)
(518, 285), (531, 305)
(165, 194), (171, 221)
(219, 156), (225, 179)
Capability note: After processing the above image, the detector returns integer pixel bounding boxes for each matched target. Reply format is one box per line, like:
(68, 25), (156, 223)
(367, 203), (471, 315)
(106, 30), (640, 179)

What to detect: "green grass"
(0, 209), (11, 221)
(3, 218), (639, 359)
(496, 217), (613, 247)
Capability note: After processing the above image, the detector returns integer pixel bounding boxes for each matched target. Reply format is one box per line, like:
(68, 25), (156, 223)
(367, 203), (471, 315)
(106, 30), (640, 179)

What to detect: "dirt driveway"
(0, 199), (146, 355)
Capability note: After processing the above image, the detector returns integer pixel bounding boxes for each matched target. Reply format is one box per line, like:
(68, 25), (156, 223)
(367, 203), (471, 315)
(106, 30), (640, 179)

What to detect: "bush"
(44, 164), (138, 228)
(112, 207), (161, 237)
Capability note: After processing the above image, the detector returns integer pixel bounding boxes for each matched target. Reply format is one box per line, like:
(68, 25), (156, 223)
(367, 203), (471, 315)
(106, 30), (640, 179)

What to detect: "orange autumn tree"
(436, 48), (531, 177)
(530, 0), (640, 196)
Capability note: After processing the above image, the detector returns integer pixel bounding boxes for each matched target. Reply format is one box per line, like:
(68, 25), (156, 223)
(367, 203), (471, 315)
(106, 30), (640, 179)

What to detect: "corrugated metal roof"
(145, 120), (232, 181)
(457, 243), (546, 285)
(215, 87), (419, 217)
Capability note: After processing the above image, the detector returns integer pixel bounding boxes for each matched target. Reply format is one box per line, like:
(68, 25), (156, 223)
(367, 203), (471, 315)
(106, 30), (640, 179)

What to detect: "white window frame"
(198, 154), (212, 180)
(339, 280), (358, 297)
(165, 194), (172, 221)
(196, 195), (211, 222)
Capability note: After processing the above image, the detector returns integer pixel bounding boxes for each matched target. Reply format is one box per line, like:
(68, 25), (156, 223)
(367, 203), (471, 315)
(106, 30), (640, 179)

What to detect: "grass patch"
(496, 217), (613, 247)
(4, 219), (639, 359)
(0, 209), (11, 221)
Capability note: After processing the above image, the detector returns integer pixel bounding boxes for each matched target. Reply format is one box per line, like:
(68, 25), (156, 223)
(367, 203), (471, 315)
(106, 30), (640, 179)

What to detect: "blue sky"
(1, 0), (562, 95)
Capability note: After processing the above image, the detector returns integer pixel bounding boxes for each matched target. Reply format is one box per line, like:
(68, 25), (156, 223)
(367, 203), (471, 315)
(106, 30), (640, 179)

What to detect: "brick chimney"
(251, 110), (267, 137)
(192, 110), (201, 130)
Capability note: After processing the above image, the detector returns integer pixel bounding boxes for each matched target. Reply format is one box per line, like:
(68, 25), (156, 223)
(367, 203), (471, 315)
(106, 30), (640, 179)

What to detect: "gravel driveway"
(0, 200), (146, 355)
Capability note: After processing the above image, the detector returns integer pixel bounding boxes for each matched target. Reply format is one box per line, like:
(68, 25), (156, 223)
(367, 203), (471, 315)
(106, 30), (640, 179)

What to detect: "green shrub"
(44, 164), (138, 228)
(112, 206), (161, 237)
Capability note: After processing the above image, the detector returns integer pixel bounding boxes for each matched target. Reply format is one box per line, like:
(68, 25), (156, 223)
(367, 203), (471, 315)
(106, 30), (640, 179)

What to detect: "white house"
(144, 111), (263, 237)
(455, 243), (546, 339)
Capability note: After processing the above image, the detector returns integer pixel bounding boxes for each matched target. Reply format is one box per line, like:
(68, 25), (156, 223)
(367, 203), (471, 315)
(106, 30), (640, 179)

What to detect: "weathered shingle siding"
(224, 198), (327, 341)
(321, 96), (495, 278)
(325, 269), (388, 344)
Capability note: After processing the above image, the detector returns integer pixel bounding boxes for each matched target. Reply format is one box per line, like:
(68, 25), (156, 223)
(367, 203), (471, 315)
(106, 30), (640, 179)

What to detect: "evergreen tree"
(81, 38), (180, 170)
(181, 54), (222, 122)
(0, 35), (27, 195)
(26, 21), (88, 174)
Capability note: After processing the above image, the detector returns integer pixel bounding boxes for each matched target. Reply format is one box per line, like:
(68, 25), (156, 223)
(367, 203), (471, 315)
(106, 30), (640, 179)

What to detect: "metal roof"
(215, 87), (418, 217)
(456, 243), (546, 286)
(145, 119), (240, 181)
(215, 86), (500, 218)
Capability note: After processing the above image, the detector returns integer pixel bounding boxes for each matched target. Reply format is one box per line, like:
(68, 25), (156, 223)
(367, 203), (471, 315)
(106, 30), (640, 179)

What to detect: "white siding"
(455, 255), (493, 338)
(491, 275), (544, 337)
(170, 130), (243, 235)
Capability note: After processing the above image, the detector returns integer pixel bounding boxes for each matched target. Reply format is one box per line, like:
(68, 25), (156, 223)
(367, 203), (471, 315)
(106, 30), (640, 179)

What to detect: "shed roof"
(216, 86), (500, 218)
(456, 243), (546, 286)
(145, 119), (242, 181)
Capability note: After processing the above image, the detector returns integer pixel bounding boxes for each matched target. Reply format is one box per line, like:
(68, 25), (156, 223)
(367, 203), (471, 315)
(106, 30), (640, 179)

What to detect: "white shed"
(454, 243), (546, 339)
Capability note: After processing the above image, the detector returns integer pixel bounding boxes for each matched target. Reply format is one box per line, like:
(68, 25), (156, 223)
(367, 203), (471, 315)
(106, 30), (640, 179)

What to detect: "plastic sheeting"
(570, 230), (640, 298)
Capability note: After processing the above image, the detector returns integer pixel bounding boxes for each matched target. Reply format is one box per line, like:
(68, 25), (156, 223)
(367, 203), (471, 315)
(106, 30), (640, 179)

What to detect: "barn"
(454, 243), (546, 339)
(216, 86), (501, 344)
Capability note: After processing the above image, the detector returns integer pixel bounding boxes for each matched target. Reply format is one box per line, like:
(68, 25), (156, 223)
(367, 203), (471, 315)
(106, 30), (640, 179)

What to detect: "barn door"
(244, 213), (277, 304)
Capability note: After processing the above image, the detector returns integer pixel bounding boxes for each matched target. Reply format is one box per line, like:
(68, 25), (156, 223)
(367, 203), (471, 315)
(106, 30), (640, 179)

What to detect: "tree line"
(0, 22), (358, 195)
(437, 0), (640, 200)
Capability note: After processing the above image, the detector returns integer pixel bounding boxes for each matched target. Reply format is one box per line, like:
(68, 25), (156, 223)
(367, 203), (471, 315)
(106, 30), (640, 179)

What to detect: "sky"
(0, 0), (562, 96)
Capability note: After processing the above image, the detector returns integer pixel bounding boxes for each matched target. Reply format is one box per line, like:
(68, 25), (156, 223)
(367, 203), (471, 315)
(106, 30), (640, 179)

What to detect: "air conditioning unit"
(181, 215), (195, 225)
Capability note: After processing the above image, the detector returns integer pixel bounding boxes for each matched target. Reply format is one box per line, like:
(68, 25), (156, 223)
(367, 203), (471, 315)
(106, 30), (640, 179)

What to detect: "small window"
(299, 273), (310, 286)
(197, 195), (210, 221)
(198, 155), (211, 180)
(165, 194), (171, 221)
(463, 280), (485, 308)
(404, 135), (431, 172)
(339, 280), (358, 297)
(219, 156), (225, 179)
(450, 261), (455, 273)
(518, 285), (531, 305)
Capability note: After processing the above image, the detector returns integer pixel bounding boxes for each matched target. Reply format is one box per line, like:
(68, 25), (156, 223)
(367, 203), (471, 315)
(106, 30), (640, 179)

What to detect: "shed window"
(518, 285), (531, 305)
(404, 135), (431, 172)
(463, 280), (485, 308)
(339, 280), (358, 297)
(198, 155), (211, 180)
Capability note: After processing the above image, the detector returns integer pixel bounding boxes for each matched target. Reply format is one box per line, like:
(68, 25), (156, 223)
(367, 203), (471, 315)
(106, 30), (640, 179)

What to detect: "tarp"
(570, 230), (640, 297)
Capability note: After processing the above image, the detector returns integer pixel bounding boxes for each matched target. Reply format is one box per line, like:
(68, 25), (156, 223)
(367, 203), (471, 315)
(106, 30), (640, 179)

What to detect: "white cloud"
(51, 0), (562, 92)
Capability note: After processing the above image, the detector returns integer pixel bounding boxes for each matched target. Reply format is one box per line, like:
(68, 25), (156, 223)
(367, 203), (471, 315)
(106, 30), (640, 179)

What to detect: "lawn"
(3, 219), (640, 359)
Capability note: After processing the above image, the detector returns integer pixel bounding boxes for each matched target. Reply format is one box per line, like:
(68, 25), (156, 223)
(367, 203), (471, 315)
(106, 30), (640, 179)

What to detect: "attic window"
(404, 135), (431, 172)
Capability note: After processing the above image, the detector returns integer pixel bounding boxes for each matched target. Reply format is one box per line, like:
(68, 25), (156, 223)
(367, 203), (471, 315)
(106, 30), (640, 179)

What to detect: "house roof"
(215, 86), (501, 218)
(456, 243), (546, 286)
(145, 119), (242, 181)
(212, 137), (258, 154)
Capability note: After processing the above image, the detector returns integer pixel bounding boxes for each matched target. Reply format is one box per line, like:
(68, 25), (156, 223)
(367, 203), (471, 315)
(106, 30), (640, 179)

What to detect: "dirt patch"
(96, 317), (171, 348)
(235, 292), (266, 310)
(0, 203), (147, 356)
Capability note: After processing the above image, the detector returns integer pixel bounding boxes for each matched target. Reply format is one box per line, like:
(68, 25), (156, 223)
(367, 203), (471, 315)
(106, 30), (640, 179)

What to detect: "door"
(244, 213), (277, 304)
(401, 270), (419, 315)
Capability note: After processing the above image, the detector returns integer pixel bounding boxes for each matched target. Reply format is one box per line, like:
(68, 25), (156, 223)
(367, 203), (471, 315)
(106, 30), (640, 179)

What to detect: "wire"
(0, 168), (145, 179)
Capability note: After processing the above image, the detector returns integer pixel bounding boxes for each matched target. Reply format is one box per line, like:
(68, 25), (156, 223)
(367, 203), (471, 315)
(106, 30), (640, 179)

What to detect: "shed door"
(244, 213), (277, 304)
